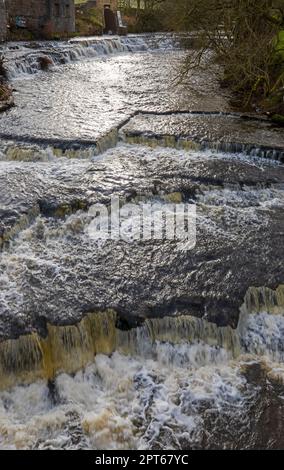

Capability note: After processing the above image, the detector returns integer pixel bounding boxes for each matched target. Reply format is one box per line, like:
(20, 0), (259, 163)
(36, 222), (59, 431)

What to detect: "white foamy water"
(4, 36), (150, 79)
(241, 312), (284, 362)
(2, 34), (184, 80)
(1, 310), (284, 450)
(0, 347), (247, 450)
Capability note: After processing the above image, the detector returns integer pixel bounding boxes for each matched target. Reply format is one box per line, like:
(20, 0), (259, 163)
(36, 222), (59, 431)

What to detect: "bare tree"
(163, 0), (284, 110)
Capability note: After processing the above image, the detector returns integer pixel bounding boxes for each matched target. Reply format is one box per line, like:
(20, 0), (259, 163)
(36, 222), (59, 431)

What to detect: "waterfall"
(5, 36), (150, 79)
(0, 311), (238, 390)
(119, 111), (284, 163)
(0, 285), (284, 391)
(0, 288), (284, 449)
(122, 132), (284, 163)
(239, 286), (284, 361)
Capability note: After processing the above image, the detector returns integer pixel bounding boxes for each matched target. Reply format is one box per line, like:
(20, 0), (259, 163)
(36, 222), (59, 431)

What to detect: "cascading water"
(1, 303), (284, 450)
(0, 33), (284, 450)
(3, 36), (150, 79)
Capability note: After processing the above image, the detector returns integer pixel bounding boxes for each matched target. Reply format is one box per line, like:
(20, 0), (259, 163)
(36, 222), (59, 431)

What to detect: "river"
(0, 34), (284, 450)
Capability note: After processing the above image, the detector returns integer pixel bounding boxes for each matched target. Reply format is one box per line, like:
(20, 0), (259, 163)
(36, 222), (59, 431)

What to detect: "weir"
(120, 112), (284, 163)
(0, 284), (284, 391)
(242, 285), (284, 316)
(4, 36), (149, 79)
(1, 111), (284, 163)
(0, 310), (237, 390)
(122, 133), (284, 162)
(0, 32), (284, 450)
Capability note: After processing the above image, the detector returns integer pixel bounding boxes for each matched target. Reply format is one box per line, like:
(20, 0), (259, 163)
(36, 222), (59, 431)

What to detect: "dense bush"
(133, 9), (165, 32)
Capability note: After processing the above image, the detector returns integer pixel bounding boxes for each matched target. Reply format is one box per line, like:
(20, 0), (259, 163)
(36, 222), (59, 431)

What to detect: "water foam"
(5, 36), (150, 79)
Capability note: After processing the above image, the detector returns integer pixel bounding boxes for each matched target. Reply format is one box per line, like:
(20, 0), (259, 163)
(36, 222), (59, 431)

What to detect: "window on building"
(54, 2), (60, 17)
(65, 4), (70, 17)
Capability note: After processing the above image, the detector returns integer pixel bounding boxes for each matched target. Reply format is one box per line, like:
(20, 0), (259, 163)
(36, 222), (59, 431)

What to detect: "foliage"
(75, 6), (103, 36)
(121, 1), (167, 33)
(127, 8), (165, 32)
(162, 0), (284, 111)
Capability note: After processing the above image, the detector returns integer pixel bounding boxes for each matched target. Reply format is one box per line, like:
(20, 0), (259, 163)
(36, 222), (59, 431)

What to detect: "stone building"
(77, 0), (126, 34)
(96, 0), (118, 9)
(1, 1), (76, 39)
(0, 1), (7, 41)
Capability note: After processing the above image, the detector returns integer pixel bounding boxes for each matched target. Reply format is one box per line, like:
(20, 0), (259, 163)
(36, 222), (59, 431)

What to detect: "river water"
(0, 35), (284, 450)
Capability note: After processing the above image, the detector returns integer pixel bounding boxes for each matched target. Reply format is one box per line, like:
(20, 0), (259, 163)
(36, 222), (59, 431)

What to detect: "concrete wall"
(0, 0), (7, 41)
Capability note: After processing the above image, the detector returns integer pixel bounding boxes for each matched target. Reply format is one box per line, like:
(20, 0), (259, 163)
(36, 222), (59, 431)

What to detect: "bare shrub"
(164, 0), (284, 110)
